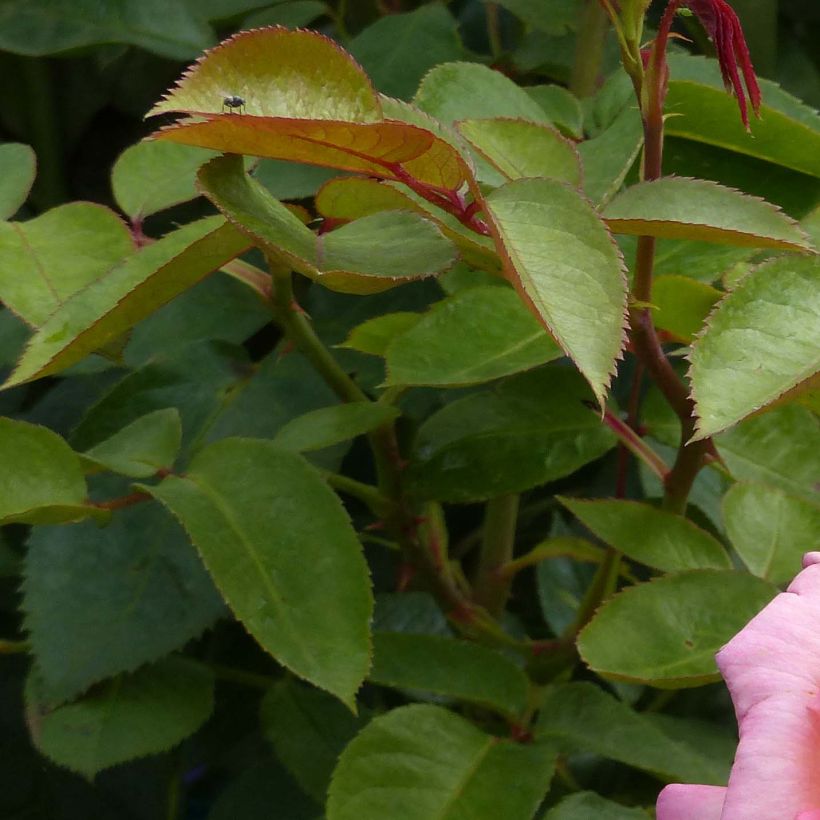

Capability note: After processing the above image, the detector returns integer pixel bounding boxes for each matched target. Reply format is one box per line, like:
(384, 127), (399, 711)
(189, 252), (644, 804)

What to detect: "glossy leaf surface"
(484, 177), (628, 405)
(722, 482), (820, 585)
(560, 498), (731, 572)
(370, 633), (529, 718)
(28, 658), (214, 777)
(4, 217), (251, 388)
(384, 285), (561, 387)
(327, 704), (556, 820)
(578, 571), (776, 686)
(604, 178), (811, 250)
(145, 438), (372, 707)
(690, 254), (820, 439)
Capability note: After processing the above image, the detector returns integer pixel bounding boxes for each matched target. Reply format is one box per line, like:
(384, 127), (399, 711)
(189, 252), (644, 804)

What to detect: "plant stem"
(570, 0), (610, 98)
(486, 3), (503, 61)
(321, 471), (392, 516)
(0, 639), (30, 654)
(567, 545), (621, 636)
(601, 406), (669, 482)
(166, 757), (182, 820)
(473, 494), (520, 616)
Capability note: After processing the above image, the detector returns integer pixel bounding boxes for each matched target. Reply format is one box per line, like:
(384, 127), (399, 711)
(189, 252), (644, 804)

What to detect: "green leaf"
(457, 119), (581, 185)
(409, 368), (616, 502)
(144, 438), (372, 707)
(722, 481), (820, 585)
(415, 61), (551, 124)
(112, 140), (215, 219)
(150, 28), (467, 191)
(492, 0), (578, 34)
(340, 312), (422, 356)
(665, 72), (820, 178)
(559, 498), (731, 572)
(373, 591), (451, 636)
(0, 0), (213, 59)
(240, 0), (329, 28)
(384, 286), (561, 387)
(349, 5), (461, 100)
(82, 408), (181, 477)
(23, 502), (224, 704)
(651, 275), (721, 342)
(199, 155), (457, 294)
(27, 657), (214, 778)
(0, 143), (35, 219)
(689, 254), (820, 439)
(536, 682), (728, 783)
(260, 679), (370, 803)
(3, 217), (250, 389)
(0, 203), (134, 327)
(484, 178), (628, 405)
(369, 633), (529, 718)
(578, 570), (776, 686)
(604, 177), (812, 250)
(0, 417), (99, 526)
(524, 85), (584, 139)
(327, 705), (557, 820)
(577, 106), (644, 206)
(716, 405), (820, 502)
(544, 792), (651, 819)
(273, 402), (398, 453)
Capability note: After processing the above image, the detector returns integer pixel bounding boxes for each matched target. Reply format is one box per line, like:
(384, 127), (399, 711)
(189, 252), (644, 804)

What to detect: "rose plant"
(0, 0), (818, 817)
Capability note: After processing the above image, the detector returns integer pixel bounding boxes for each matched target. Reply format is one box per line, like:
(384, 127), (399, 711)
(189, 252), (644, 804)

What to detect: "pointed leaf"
(327, 704), (557, 820)
(273, 402), (398, 452)
(0, 203), (134, 327)
(536, 682), (729, 783)
(23, 503), (224, 704)
(150, 28), (467, 190)
(559, 497), (731, 572)
(722, 481), (820, 585)
(690, 254), (820, 439)
(261, 679), (371, 802)
(112, 140), (215, 219)
(457, 118), (581, 185)
(524, 85), (583, 139)
(0, 417), (102, 526)
(198, 155), (457, 294)
(370, 633), (529, 718)
(82, 408), (182, 477)
(415, 61), (551, 125)
(340, 312), (422, 356)
(144, 438), (372, 707)
(409, 368), (617, 502)
(578, 570), (776, 687)
(0, 143), (36, 219)
(3, 217), (251, 388)
(604, 177), (811, 250)
(384, 285), (561, 386)
(483, 177), (628, 405)
(27, 658), (214, 778)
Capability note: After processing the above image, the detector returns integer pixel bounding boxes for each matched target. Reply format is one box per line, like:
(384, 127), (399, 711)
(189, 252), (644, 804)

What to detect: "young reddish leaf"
(198, 155), (457, 294)
(149, 27), (468, 190)
(689, 254), (820, 439)
(3, 217), (251, 389)
(456, 118), (582, 186)
(483, 178), (628, 406)
(604, 177), (812, 251)
(315, 176), (498, 273)
(0, 203), (134, 327)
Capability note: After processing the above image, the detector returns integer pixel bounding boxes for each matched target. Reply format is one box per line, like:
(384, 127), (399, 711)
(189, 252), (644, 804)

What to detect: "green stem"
(486, 3), (503, 60)
(269, 269), (367, 404)
(473, 494), (520, 616)
(321, 471), (392, 516)
(570, 0), (610, 98)
(166, 756), (182, 820)
(19, 57), (67, 209)
(566, 546), (621, 636)
(221, 259), (271, 298)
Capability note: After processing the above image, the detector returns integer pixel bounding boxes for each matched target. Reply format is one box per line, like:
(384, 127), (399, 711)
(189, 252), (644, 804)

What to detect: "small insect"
(222, 94), (246, 114)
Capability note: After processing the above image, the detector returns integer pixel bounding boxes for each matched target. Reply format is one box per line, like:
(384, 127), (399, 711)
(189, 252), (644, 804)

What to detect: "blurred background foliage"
(0, 1), (816, 818)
